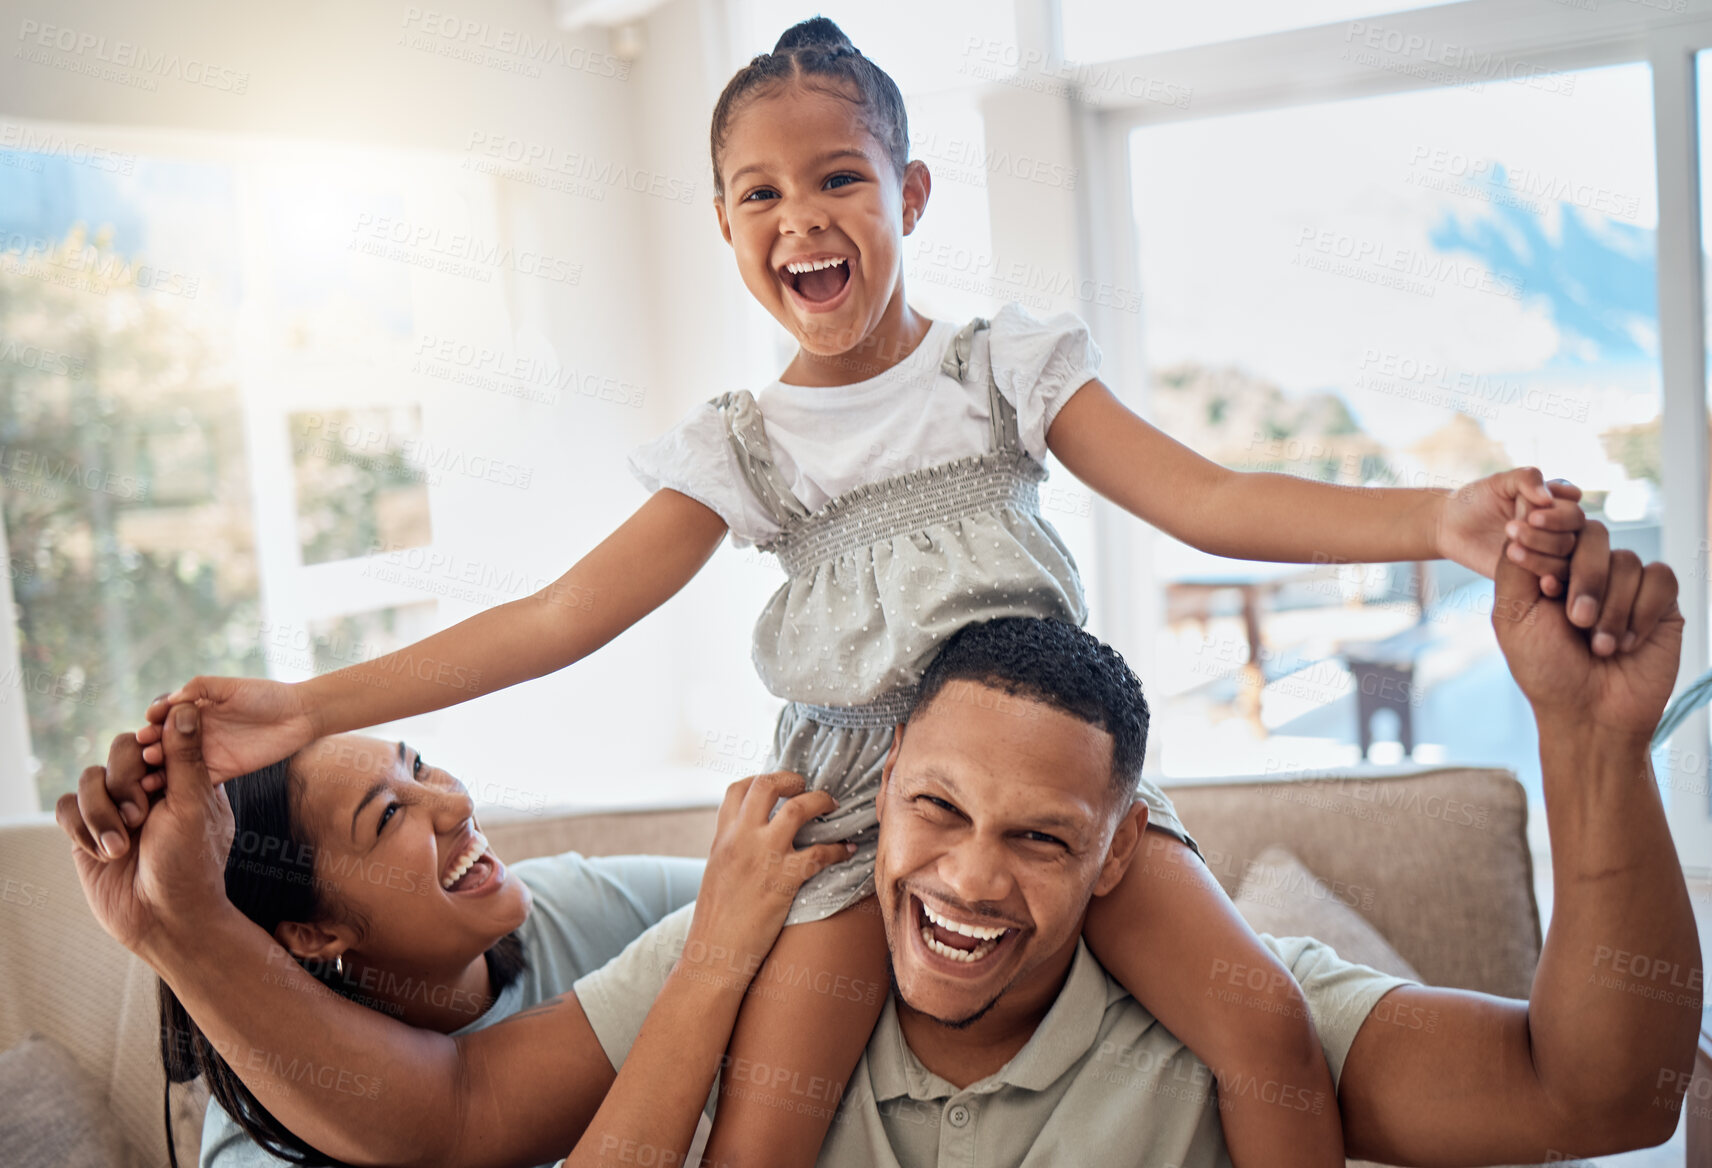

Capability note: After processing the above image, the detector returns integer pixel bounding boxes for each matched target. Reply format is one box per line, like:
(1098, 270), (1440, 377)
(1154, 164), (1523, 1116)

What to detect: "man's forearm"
(1529, 724), (1701, 1117)
(146, 908), (465, 1166)
(1340, 724), (1701, 1161)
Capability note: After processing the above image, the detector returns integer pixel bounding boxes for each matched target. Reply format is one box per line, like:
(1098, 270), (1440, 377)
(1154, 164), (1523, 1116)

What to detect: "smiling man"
(575, 619), (1399, 1165)
(575, 530), (1700, 1165)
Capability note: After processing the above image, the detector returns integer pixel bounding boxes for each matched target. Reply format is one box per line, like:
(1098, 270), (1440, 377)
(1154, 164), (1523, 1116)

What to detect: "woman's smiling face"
(288, 735), (532, 977)
(714, 81), (930, 362)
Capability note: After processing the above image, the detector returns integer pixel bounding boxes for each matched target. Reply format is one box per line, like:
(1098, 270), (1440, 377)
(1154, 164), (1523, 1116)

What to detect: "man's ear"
(274, 920), (353, 965)
(1092, 800), (1149, 898)
(876, 727), (907, 823)
(714, 196), (734, 246)
(900, 160), (931, 235)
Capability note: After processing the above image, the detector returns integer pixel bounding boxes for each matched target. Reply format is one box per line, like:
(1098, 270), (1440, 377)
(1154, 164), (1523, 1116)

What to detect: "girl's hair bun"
(711, 14), (906, 199)
(773, 16), (856, 56)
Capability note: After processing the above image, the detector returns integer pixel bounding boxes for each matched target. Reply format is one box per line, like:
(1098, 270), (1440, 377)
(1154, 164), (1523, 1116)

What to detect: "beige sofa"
(0, 766), (1546, 1166)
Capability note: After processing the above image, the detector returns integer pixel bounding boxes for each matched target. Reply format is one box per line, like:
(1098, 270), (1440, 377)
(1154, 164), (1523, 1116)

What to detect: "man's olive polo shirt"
(572, 905), (1410, 1166)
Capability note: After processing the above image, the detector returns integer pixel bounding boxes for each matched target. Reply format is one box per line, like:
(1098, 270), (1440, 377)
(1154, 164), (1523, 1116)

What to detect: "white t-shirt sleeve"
(627, 401), (783, 549)
(985, 302), (1103, 463)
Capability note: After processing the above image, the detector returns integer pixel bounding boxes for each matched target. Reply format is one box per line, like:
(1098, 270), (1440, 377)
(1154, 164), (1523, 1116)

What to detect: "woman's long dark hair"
(157, 756), (525, 1167)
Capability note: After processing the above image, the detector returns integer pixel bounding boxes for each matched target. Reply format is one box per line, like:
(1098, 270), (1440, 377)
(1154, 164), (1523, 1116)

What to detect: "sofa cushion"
(1234, 846), (1420, 981)
(0, 818), (206, 1167)
(0, 1034), (137, 1168)
(1166, 767), (1540, 998)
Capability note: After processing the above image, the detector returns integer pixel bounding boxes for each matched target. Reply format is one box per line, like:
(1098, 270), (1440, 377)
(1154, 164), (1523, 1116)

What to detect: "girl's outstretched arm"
(133, 489), (726, 784)
(294, 486), (728, 729)
(1046, 380), (1594, 601)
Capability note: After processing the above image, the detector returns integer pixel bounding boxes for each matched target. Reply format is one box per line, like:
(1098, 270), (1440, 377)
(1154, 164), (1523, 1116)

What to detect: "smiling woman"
(157, 734), (702, 1168)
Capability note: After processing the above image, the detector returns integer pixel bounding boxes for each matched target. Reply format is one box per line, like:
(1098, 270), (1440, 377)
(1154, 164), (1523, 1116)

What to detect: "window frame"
(1055, 0), (1712, 859)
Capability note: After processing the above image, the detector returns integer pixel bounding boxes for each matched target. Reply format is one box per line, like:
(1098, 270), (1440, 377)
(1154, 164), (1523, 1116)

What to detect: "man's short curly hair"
(907, 617), (1149, 796)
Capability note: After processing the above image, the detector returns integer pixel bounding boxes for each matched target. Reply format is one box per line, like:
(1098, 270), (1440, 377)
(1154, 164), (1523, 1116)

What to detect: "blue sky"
(1429, 163), (1657, 371)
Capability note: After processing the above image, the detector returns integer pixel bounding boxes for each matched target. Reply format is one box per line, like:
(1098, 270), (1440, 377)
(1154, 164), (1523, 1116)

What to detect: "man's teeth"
(922, 901), (1006, 941)
(921, 927), (1000, 963)
(918, 901), (1009, 963)
(442, 830), (490, 889)
(784, 257), (847, 274)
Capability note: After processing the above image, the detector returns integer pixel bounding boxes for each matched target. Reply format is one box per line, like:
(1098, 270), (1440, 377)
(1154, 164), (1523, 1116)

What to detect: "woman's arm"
(1046, 379), (1581, 579)
(64, 718), (845, 1168)
(127, 488), (726, 793)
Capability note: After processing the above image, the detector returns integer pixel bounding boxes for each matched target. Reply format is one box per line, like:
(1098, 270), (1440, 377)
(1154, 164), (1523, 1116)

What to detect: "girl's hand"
(55, 708), (235, 961)
(134, 676), (317, 781)
(1437, 467), (1587, 600)
(114, 678), (316, 845)
(684, 772), (853, 982)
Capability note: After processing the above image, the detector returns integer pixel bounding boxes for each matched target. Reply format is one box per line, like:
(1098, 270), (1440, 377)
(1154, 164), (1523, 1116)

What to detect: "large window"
(5, 2), (1712, 850)
(1129, 63), (1660, 789)
(0, 149), (260, 807)
(0, 135), (583, 809)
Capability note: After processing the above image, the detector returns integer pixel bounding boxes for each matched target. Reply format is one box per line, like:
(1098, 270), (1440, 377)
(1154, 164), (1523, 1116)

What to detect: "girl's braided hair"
(710, 16), (909, 199)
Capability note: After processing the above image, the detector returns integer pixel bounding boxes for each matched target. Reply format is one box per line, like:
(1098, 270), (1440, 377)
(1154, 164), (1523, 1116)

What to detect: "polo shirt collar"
(868, 940), (1116, 1102)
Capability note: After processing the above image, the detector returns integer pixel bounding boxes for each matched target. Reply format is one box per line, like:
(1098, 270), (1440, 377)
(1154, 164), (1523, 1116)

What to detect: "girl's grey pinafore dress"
(712, 317), (1195, 926)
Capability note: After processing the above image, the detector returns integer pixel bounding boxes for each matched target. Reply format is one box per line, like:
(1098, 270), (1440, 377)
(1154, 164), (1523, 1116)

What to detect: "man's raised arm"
(1337, 523), (1701, 1163)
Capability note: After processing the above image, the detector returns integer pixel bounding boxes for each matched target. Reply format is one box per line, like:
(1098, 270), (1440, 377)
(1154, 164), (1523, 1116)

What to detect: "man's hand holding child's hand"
(1435, 466), (1637, 656)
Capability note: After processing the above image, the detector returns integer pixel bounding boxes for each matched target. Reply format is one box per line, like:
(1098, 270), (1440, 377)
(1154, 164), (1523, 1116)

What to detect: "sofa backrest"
(0, 766), (1537, 1166)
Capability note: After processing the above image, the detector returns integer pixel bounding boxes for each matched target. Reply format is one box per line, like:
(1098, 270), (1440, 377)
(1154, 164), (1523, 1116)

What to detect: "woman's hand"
(683, 772), (853, 984)
(134, 675), (317, 782)
(1436, 468), (1586, 597)
(55, 707), (236, 962)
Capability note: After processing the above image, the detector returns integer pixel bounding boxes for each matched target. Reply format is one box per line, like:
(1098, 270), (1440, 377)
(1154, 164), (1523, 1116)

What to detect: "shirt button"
(947, 1103), (971, 1128)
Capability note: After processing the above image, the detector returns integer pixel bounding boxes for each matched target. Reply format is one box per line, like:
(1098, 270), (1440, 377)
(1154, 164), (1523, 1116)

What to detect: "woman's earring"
(333, 955), (344, 978)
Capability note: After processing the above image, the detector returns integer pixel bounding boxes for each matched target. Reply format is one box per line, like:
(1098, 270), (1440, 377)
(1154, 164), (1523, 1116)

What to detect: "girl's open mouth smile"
(779, 254), (854, 313)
